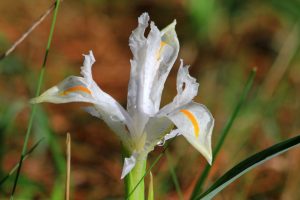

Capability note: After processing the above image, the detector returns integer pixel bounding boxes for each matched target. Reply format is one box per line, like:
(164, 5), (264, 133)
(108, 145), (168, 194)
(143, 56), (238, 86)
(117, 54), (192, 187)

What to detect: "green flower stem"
(125, 133), (179, 199)
(125, 158), (146, 200)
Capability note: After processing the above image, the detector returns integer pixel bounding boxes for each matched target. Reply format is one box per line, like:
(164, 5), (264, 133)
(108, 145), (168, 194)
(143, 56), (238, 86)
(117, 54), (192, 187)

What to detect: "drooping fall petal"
(167, 102), (214, 164)
(31, 51), (134, 148)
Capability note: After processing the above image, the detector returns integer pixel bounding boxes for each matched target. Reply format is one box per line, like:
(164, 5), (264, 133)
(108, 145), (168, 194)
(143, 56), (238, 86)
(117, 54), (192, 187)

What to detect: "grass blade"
(260, 23), (299, 100)
(191, 68), (256, 199)
(0, 1), (58, 61)
(0, 138), (44, 186)
(10, 0), (61, 198)
(166, 150), (183, 200)
(195, 134), (300, 200)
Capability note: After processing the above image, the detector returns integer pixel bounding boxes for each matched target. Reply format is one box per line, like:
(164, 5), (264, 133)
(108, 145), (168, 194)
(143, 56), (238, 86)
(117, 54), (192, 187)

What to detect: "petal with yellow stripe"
(30, 76), (95, 104)
(61, 85), (92, 96)
(180, 109), (200, 138)
(30, 51), (133, 151)
(166, 102), (214, 164)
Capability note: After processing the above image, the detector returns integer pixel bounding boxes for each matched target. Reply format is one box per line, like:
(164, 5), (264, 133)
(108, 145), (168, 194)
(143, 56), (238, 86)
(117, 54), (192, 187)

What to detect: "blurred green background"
(0, 0), (300, 199)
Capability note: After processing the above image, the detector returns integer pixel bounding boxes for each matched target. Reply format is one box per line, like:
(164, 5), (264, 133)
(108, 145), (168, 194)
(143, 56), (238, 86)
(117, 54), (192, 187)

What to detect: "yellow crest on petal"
(180, 109), (200, 138)
(60, 85), (92, 96)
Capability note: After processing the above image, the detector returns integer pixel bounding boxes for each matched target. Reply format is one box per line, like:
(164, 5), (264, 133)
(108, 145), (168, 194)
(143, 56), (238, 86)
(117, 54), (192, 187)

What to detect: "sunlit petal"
(127, 13), (179, 118)
(121, 154), (137, 179)
(166, 102), (214, 164)
(150, 20), (179, 112)
(157, 129), (181, 146)
(159, 60), (199, 115)
(30, 12), (215, 180)
(143, 116), (173, 152)
(80, 50), (95, 84)
(30, 76), (95, 104)
(31, 51), (133, 148)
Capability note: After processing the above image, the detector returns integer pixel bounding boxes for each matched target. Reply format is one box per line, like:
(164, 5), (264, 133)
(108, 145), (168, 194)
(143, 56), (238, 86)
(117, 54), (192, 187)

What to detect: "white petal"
(164, 128), (181, 141)
(83, 106), (101, 118)
(150, 20), (179, 112)
(159, 60), (199, 115)
(157, 129), (181, 146)
(31, 51), (133, 147)
(121, 154), (137, 179)
(127, 12), (149, 117)
(83, 106), (132, 146)
(80, 50), (95, 84)
(30, 76), (96, 104)
(175, 61), (199, 104)
(127, 13), (179, 119)
(143, 116), (173, 152)
(30, 51), (98, 105)
(166, 102), (214, 164)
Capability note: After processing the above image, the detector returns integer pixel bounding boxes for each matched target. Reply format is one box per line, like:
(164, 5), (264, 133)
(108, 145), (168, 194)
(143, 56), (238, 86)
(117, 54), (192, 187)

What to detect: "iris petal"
(127, 13), (179, 118)
(31, 51), (133, 149)
(167, 102), (214, 164)
(121, 154), (137, 179)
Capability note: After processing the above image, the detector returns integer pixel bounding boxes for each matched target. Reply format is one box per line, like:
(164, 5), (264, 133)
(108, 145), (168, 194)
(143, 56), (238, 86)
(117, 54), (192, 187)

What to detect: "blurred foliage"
(0, 0), (300, 199)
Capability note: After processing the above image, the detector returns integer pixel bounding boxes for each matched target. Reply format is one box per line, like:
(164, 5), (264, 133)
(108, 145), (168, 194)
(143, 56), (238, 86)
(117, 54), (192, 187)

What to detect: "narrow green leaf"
(10, 0), (61, 198)
(51, 178), (65, 200)
(195, 134), (300, 200)
(147, 172), (154, 200)
(191, 68), (256, 199)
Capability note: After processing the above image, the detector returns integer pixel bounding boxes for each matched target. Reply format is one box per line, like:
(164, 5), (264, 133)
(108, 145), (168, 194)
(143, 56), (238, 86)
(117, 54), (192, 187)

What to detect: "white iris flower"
(31, 13), (214, 179)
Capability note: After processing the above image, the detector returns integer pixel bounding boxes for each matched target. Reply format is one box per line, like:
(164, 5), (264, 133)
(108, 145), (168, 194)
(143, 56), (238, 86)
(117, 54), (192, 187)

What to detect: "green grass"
(10, 0), (61, 198)
(191, 68), (257, 199)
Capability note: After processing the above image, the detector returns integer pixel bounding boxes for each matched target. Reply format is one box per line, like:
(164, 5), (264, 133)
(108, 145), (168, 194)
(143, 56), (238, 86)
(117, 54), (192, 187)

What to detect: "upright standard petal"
(150, 20), (179, 113)
(167, 102), (214, 164)
(127, 13), (179, 119)
(31, 51), (134, 148)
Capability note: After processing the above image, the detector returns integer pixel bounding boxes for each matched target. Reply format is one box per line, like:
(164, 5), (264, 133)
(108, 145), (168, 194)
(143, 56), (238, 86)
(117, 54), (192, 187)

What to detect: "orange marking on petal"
(61, 85), (92, 96)
(180, 109), (200, 138)
(156, 41), (168, 60)
(160, 41), (167, 48)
